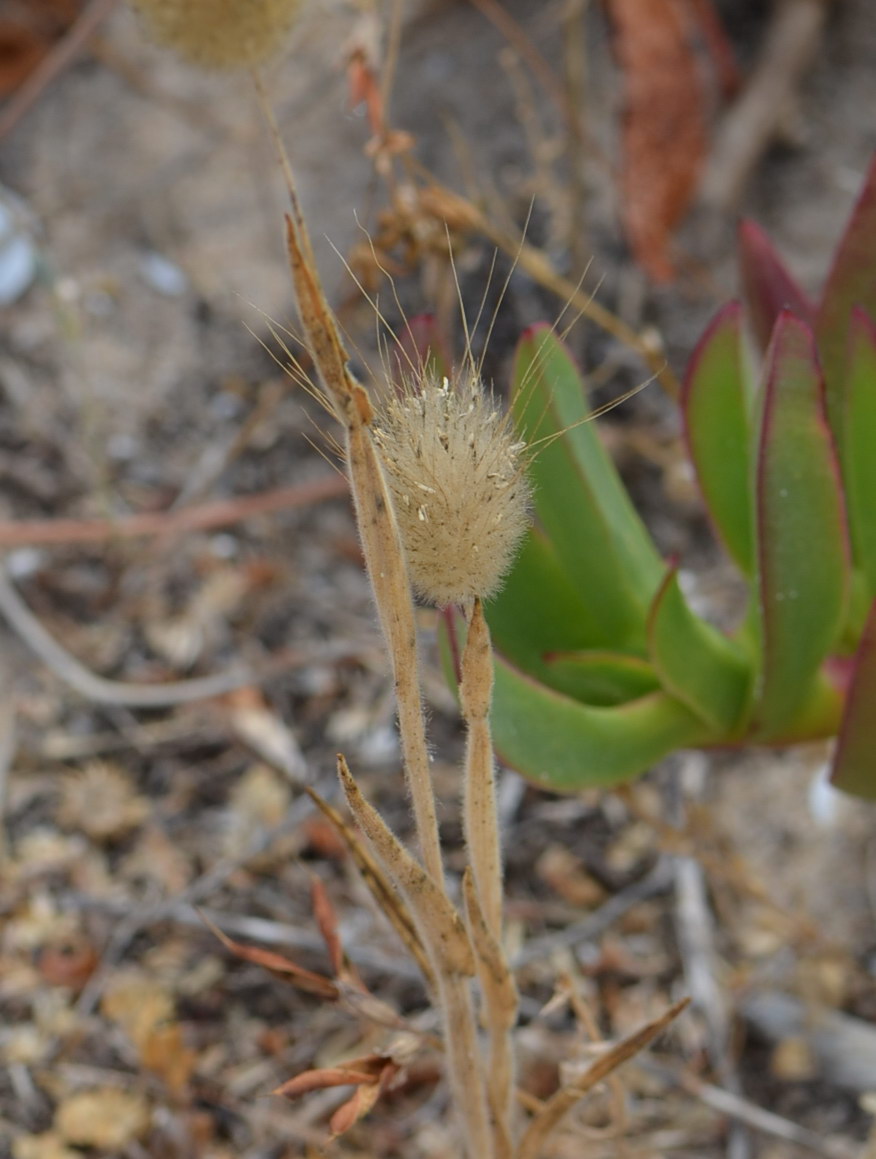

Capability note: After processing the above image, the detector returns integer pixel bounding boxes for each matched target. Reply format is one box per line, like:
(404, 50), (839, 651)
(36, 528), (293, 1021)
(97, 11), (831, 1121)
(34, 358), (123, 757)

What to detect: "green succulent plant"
(451, 156), (876, 799)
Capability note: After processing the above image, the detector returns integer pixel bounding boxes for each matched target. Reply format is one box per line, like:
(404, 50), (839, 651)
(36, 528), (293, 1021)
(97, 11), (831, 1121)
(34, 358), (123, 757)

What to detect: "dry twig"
(0, 473), (347, 547)
(700, 0), (830, 212)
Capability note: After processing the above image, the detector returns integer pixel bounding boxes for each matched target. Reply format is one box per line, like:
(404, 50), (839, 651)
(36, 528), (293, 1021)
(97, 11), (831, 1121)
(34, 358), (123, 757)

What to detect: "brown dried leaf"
(57, 761), (149, 842)
(140, 1022), (198, 1095)
(301, 782), (434, 987)
(311, 876), (345, 979)
(37, 933), (97, 991)
(608, 0), (710, 281)
(103, 976), (195, 1094)
(274, 1052), (402, 1139)
(55, 1088), (150, 1150)
(329, 1075), (390, 1139)
(199, 911), (338, 1001)
(518, 996), (691, 1159)
(12, 1133), (80, 1159)
(338, 754), (475, 978)
(274, 1062), (381, 1098)
(103, 976), (174, 1048)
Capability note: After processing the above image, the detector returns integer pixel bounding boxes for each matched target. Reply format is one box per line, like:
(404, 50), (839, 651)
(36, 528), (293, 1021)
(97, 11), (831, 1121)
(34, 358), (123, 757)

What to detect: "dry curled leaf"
(55, 1088), (150, 1150)
(607, 0), (714, 280)
(57, 761), (148, 842)
(201, 911), (339, 1001)
(103, 975), (197, 1094)
(274, 1050), (405, 1140)
(12, 1133), (80, 1159)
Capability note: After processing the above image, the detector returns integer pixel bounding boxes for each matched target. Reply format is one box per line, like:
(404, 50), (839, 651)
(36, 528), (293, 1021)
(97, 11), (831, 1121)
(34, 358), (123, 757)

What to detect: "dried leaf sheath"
(338, 757), (493, 1157)
(463, 871), (517, 1159)
(460, 599), (504, 941)
(460, 603), (518, 1155)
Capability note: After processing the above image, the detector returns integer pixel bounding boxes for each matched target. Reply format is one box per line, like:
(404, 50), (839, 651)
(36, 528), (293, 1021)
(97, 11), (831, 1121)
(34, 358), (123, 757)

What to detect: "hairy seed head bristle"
(373, 372), (531, 607)
(129, 0), (299, 70)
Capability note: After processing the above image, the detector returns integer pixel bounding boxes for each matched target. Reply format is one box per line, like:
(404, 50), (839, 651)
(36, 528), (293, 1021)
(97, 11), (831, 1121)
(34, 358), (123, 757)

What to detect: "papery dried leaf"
(274, 1049), (403, 1141)
(140, 1022), (197, 1095)
(518, 997), (690, 1159)
(301, 783), (434, 987)
(608, 0), (709, 281)
(225, 685), (307, 779)
(199, 911), (338, 1001)
(58, 761), (149, 842)
(12, 1132), (80, 1159)
(330, 1067), (399, 1138)
(56, 1089), (150, 1150)
(38, 934), (97, 990)
(461, 869), (517, 1026)
(337, 755), (475, 978)
(274, 1064), (380, 1099)
(347, 47), (383, 137)
(102, 976), (174, 1050)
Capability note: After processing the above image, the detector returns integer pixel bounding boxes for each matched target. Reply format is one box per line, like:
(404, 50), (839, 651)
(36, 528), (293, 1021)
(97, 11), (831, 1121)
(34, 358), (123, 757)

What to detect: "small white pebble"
(7, 548), (45, 579)
(106, 433), (140, 462)
(808, 759), (841, 827)
(359, 724), (400, 767)
(209, 533), (239, 559)
(138, 250), (188, 297)
(0, 202), (36, 307)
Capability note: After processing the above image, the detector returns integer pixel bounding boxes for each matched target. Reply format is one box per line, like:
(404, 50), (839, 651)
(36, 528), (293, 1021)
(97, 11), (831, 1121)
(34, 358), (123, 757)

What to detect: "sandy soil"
(1, 1), (876, 1157)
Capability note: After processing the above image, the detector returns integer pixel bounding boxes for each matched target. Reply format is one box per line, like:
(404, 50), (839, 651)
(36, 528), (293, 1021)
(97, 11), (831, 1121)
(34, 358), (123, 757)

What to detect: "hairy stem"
(460, 601), (517, 1149)
(461, 599), (503, 939)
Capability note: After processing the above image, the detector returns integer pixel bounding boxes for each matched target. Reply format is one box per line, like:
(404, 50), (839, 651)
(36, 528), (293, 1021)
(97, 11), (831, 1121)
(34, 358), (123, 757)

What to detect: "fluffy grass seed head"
(128, 0), (300, 70)
(373, 371), (531, 607)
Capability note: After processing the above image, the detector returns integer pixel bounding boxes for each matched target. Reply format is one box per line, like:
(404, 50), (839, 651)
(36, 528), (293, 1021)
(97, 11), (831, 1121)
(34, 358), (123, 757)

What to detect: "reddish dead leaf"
(274, 1063), (380, 1098)
(0, 0), (82, 96)
(311, 876), (345, 979)
(689, 0), (740, 99)
(347, 46), (384, 137)
(0, 23), (44, 95)
(200, 911), (338, 1001)
(301, 813), (349, 860)
(38, 934), (98, 991)
(141, 1023), (197, 1096)
(608, 0), (711, 281)
(329, 1074), (393, 1139)
(274, 1052), (402, 1139)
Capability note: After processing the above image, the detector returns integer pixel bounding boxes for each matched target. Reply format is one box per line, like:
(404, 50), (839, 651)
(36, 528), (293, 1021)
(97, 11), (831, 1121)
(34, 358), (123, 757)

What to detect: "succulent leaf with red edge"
(471, 157), (876, 797)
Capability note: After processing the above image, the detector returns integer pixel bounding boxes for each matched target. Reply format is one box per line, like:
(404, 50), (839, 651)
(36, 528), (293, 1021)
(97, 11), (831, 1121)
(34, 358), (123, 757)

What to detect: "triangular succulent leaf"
(682, 303), (754, 573)
(831, 597), (876, 799)
(738, 219), (814, 353)
(647, 564), (751, 733)
(512, 326), (663, 648)
(842, 309), (876, 598)
(492, 656), (711, 791)
(753, 313), (850, 735)
(816, 153), (876, 448)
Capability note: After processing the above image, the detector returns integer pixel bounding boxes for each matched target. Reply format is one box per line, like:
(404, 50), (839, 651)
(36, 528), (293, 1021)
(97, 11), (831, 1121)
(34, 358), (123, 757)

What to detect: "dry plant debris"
(1, 1), (875, 1156)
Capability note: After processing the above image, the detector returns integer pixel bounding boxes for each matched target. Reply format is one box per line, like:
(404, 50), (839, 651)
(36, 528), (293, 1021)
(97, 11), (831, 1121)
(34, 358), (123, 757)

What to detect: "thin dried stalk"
(338, 756), (493, 1157)
(518, 997), (691, 1159)
(282, 203), (443, 888)
(256, 72), (442, 881)
(463, 870), (517, 1159)
(409, 174), (679, 399)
